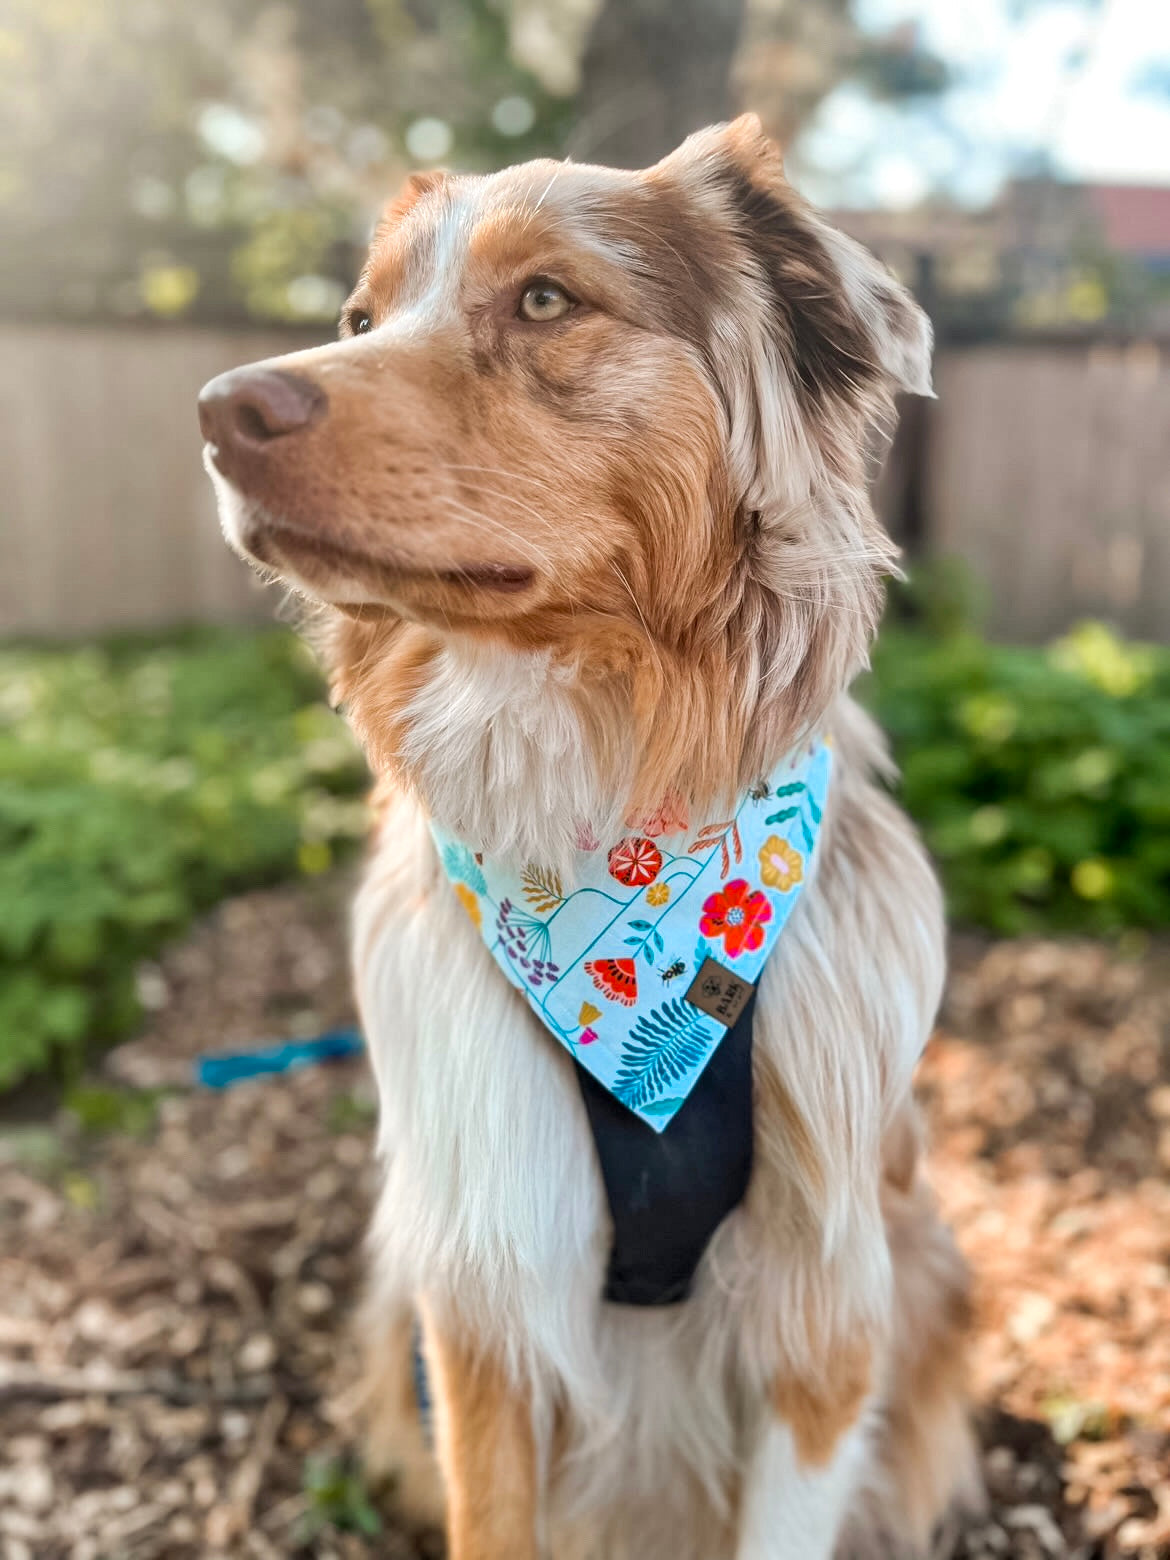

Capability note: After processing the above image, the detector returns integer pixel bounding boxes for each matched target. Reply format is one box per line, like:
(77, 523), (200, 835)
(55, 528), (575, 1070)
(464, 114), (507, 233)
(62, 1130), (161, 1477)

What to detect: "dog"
(199, 114), (980, 1560)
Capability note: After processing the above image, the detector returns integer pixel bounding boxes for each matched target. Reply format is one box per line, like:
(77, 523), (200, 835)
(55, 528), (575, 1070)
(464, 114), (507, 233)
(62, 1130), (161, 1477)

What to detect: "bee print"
(660, 959), (686, 984)
(749, 781), (771, 801)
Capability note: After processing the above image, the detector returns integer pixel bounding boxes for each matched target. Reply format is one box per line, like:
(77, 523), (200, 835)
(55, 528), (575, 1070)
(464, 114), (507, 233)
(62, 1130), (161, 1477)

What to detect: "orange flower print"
(585, 957), (639, 1006)
(454, 882), (482, 928)
(607, 836), (663, 888)
(758, 836), (803, 893)
(699, 878), (772, 958)
(645, 882), (670, 907)
(625, 790), (690, 838)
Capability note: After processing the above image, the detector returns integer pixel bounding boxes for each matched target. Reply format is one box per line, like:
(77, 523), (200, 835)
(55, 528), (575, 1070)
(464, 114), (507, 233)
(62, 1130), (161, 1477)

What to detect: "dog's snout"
(198, 367), (327, 454)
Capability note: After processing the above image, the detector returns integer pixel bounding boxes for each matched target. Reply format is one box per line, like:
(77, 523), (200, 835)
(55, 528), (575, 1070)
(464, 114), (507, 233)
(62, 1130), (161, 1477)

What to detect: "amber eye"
(346, 308), (372, 335)
(517, 280), (574, 323)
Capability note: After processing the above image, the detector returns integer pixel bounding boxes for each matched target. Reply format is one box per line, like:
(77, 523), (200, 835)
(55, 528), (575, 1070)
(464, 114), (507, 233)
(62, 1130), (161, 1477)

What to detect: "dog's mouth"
(210, 466), (536, 610)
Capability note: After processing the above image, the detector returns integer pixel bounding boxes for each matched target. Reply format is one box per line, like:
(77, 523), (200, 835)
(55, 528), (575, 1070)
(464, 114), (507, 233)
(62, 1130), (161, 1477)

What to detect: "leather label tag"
(684, 957), (755, 1028)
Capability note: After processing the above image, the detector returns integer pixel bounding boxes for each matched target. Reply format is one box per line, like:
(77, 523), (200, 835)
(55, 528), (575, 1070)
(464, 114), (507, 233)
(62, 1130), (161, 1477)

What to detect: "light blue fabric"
(432, 740), (831, 1133)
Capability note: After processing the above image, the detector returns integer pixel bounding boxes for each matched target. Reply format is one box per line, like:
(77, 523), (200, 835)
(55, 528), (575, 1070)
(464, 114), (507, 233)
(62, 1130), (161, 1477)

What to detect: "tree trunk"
(572, 0), (748, 168)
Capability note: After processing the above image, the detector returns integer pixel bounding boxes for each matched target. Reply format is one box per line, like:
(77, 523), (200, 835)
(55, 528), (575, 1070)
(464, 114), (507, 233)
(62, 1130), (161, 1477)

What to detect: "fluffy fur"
(199, 115), (980, 1558)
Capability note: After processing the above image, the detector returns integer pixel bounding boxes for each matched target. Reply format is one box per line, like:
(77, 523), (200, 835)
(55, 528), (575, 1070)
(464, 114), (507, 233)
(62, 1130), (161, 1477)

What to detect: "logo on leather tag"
(684, 958), (754, 1027)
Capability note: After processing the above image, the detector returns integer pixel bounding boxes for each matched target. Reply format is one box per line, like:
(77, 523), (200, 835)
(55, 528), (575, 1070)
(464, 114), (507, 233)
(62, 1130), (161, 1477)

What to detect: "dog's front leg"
(735, 1411), (868, 1560)
(419, 1300), (540, 1560)
(735, 1332), (873, 1560)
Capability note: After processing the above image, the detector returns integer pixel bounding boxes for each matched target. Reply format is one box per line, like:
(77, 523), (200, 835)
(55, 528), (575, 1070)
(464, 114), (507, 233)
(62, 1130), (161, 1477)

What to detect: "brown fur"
(419, 1300), (540, 1560)
(359, 1306), (446, 1532)
(772, 1336), (872, 1469)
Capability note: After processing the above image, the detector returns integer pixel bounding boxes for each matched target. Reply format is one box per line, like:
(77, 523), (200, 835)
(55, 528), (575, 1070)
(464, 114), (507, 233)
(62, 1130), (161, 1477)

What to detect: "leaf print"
(765, 806), (798, 825)
(765, 781), (821, 852)
(453, 882), (482, 928)
(641, 1096), (688, 1116)
(496, 899), (557, 984)
(623, 917), (662, 967)
(441, 842), (486, 895)
(687, 819), (742, 878)
(521, 862), (564, 913)
(611, 999), (714, 1111)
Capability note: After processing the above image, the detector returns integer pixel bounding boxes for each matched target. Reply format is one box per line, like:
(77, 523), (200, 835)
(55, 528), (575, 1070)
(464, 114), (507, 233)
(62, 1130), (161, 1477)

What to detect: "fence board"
(0, 324), (322, 639)
(925, 343), (1170, 641)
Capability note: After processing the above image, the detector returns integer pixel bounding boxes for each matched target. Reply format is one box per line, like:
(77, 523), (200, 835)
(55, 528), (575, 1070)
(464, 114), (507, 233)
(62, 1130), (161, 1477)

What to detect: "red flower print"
(607, 836), (663, 888)
(585, 957), (638, 1007)
(574, 820), (601, 852)
(699, 878), (772, 959)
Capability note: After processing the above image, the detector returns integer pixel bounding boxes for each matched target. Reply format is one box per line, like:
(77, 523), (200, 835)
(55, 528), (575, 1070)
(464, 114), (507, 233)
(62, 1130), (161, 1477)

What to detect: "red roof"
(1087, 185), (1170, 258)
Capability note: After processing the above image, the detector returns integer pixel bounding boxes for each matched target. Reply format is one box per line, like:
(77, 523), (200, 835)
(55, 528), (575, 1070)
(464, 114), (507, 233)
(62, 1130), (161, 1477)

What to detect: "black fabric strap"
(574, 988), (757, 1306)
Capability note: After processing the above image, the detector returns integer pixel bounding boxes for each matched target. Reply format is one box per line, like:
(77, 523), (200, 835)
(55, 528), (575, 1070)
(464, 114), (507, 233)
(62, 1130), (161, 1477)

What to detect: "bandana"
(431, 739), (831, 1134)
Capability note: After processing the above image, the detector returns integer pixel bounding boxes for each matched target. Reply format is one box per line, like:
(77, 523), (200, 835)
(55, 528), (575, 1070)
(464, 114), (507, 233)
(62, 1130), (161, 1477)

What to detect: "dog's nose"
(198, 367), (327, 452)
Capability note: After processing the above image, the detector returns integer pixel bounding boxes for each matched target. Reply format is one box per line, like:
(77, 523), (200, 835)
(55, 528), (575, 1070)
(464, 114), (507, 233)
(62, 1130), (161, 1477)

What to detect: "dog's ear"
(659, 115), (933, 405)
(655, 118), (920, 768)
(375, 169), (449, 235)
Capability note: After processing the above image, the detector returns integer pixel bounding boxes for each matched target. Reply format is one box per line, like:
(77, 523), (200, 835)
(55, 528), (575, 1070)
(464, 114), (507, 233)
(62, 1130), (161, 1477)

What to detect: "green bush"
(0, 631), (369, 1090)
(864, 619), (1170, 935)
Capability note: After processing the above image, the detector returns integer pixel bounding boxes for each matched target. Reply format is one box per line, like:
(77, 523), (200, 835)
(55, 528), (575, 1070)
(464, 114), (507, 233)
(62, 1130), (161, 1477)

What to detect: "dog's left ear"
(661, 114), (933, 405)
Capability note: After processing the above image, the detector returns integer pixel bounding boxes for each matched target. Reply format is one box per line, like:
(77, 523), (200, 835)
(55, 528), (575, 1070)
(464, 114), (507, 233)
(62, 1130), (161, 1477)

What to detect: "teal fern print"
(441, 842), (486, 895)
(611, 999), (713, 1111)
(765, 780), (822, 852)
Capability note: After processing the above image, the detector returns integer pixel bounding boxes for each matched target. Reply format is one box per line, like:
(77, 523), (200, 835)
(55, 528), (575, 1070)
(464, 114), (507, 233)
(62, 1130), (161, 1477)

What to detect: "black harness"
(574, 982), (758, 1305)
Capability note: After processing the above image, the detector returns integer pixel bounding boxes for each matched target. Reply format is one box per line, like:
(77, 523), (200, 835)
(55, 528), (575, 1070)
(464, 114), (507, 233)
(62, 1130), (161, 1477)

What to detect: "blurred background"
(1, 4), (1169, 1558)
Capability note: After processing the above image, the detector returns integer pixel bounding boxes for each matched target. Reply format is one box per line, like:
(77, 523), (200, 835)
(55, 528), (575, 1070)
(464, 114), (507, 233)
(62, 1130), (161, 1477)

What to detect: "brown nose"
(198, 367), (327, 455)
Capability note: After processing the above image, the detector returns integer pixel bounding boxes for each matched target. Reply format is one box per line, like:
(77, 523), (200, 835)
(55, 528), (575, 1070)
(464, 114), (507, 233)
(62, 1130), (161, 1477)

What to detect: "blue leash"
(194, 1027), (364, 1088)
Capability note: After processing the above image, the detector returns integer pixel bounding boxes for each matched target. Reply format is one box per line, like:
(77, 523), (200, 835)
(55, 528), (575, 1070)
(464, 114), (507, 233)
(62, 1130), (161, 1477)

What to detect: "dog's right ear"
(374, 169), (449, 238)
(659, 116), (933, 408)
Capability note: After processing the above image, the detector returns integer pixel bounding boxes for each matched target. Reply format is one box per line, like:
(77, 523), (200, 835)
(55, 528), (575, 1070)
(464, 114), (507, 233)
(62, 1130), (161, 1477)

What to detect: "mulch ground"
(0, 875), (1167, 1559)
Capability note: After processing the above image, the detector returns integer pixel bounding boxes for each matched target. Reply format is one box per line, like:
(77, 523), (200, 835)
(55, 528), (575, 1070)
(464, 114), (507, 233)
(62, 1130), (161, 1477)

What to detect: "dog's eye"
(346, 309), (372, 335)
(517, 280), (574, 323)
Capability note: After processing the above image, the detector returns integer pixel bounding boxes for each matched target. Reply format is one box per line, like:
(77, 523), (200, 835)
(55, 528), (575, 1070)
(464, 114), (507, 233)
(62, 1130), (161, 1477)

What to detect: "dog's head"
(200, 116), (930, 833)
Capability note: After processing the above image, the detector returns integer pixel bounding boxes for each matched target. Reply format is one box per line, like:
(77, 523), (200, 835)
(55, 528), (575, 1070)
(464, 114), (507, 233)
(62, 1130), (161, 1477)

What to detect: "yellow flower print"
(454, 882), (482, 927)
(758, 835), (803, 893)
(645, 882), (670, 907)
(578, 1001), (602, 1026)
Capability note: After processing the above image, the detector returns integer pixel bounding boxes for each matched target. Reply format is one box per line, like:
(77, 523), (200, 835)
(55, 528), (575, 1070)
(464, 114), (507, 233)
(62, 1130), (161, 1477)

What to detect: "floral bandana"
(432, 739), (831, 1134)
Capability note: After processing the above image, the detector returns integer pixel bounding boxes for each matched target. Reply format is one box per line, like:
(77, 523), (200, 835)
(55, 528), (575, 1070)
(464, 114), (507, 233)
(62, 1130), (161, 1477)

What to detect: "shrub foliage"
(865, 620), (1170, 935)
(0, 632), (368, 1089)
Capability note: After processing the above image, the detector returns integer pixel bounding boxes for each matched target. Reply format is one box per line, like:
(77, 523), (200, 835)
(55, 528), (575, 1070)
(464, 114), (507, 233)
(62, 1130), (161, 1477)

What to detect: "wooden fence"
(0, 325), (322, 640)
(924, 341), (1170, 641)
(2, 325), (1168, 641)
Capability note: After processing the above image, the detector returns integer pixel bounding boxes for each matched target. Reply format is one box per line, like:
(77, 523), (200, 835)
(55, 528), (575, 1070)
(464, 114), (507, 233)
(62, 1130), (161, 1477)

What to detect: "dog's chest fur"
(351, 694), (945, 1558)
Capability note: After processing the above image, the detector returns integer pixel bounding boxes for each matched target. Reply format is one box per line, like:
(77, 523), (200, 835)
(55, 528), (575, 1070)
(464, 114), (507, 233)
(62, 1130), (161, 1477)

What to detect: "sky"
(796, 0), (1170, 208)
